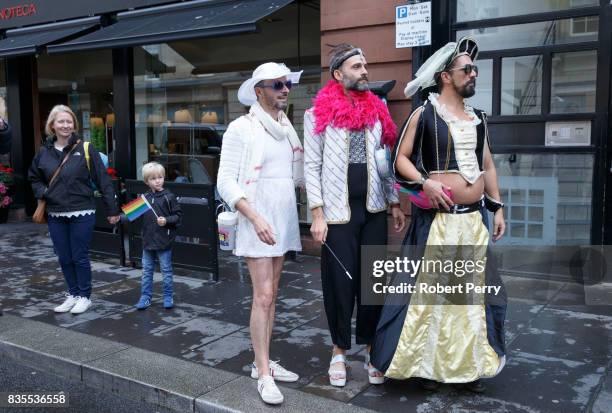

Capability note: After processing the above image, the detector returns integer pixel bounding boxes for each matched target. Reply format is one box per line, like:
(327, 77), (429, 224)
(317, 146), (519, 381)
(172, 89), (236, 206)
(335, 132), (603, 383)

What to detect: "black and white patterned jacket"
(304, 109), (399, 224)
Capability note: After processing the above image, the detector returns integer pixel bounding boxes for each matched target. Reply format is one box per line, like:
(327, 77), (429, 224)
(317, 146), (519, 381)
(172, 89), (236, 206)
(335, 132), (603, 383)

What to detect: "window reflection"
(131, 1), (321, 223)
(457, 17), (598, 52)
(133, 55), (320, 185)
(551, 50), (597, 113)
(456, 0), (598, 22)
(37, 50), (114, 161)
(466, 59), (492, 114)
(501, 55), (542, 115)
(0, 59), (7, 164)
(493, 153), (593, 245)
(0, 59), (6, 121)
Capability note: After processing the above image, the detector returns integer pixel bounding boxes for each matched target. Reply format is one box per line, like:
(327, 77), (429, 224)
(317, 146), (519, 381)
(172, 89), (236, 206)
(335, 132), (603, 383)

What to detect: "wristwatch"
(418, 175), (428, 186)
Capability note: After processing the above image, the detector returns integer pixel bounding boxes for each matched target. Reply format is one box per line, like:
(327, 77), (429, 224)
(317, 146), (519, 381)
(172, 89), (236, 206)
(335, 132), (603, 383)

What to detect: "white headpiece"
(237, 62), (303, 106)
(404, 36), (479, 98)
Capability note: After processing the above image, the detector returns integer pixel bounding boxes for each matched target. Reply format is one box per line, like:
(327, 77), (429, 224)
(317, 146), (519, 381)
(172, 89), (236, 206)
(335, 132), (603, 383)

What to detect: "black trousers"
(321, 164), (387, 350)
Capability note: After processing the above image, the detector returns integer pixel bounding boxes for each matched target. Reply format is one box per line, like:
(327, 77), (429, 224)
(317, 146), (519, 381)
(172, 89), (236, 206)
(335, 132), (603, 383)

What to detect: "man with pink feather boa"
(304, 43), (406, 388)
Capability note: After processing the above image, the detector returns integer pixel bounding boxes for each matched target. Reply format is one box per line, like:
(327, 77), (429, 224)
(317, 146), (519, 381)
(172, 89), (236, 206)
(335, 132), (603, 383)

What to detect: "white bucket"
(217, 211), (238, 251)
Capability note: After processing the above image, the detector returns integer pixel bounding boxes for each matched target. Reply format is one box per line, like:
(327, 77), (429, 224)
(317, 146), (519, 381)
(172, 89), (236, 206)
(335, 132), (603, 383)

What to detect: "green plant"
(90, 117), (106, 153)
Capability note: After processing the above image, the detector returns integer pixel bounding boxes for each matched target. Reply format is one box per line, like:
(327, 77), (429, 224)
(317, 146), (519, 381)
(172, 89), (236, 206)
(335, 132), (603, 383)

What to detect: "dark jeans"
(141, 249), (173, 299)
(47, 213), (96, 298)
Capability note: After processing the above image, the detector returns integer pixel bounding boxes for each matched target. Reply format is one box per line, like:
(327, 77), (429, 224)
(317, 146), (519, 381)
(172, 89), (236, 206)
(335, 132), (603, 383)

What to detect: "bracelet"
(484, 194), (504, 213)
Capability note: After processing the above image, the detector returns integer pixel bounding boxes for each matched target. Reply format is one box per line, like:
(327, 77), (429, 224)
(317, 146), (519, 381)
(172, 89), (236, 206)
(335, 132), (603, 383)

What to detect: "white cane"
(323, 242), (353, 280)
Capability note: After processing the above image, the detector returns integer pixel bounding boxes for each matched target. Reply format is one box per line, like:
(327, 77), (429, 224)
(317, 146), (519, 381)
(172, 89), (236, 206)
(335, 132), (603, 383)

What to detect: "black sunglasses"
(258, 80), (293, 91)
(447, 64), (478, 75)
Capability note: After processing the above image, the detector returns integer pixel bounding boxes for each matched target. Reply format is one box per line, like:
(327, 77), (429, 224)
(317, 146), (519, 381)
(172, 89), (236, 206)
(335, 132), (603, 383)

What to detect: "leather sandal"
(328, 354), (347, 387)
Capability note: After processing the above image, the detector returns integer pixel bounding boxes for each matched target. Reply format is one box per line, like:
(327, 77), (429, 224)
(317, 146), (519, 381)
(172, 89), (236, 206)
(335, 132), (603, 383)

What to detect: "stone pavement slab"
(83, 346), (238, 413)
(348, 377), (460, 412)
(592, 366), (612, 413)
(548, 282), (612, 316)
(0, 314), (129, 380)
(194, 376), (375, 413)
(510, 308), (612, 364)
(70, 301), (217, 344)
(131, 316), (245, 359)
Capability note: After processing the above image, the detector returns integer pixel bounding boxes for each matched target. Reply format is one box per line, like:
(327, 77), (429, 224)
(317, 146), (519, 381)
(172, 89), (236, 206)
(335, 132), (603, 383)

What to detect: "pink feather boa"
(313, 80), (397, 147)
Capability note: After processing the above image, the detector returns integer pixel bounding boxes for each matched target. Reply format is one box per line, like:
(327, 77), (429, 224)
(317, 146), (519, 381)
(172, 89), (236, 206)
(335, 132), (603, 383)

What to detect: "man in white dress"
(217, 62), (304, 405)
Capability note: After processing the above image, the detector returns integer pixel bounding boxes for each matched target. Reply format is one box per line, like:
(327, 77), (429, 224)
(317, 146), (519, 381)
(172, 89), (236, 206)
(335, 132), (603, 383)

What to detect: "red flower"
(107, 167), (118, 178)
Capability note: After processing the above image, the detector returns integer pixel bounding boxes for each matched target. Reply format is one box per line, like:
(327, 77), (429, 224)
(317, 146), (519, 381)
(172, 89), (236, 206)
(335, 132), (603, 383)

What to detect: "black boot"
(464, 379), (485, 393)
(420, 378), (440, 391)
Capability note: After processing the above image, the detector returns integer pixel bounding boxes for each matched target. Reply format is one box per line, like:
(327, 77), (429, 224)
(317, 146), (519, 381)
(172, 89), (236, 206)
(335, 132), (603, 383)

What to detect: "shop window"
(466, 59), (492, 114)
(132, 1), (321, 223)
(37, 50), (114, 161)
(0, 59), (6, 119)
(456, 0), (598, 22)
(501, 55), (543, 115)
(0, 59), (7, 165)
(133, 49), (320, 186)
(551, 50), (597, 114)
(570, 15), (599, 36)
(493, 153), (593, 245)
(456, 17), (598, 52)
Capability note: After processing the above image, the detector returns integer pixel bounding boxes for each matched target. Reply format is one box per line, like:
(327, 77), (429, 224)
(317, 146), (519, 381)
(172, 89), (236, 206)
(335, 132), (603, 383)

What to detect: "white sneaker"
(70, 297), (92, 314)
(257, 375), (283, 405)
(251, 360), (299, 383)
(54, 295), (79, 313)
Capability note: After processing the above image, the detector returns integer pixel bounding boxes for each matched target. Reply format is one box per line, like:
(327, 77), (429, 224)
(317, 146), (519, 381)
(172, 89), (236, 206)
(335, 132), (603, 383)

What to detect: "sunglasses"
(257, 80), (293, 91)
(447, 64), (478, 75)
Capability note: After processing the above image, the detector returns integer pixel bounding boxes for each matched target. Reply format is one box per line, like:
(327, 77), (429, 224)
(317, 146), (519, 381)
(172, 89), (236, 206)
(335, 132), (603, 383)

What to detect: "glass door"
(452, 0), (602, 245)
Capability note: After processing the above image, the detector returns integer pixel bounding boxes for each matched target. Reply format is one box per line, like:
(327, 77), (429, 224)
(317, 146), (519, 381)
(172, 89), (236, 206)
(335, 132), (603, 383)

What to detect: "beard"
(454, 79), (476, 98)
(273, 100), (288, 111)
(262, 93), (288, 111)
(342, 76), (369, 92)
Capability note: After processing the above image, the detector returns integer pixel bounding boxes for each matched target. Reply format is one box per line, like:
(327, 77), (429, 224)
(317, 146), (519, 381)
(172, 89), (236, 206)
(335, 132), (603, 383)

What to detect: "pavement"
(0, 351), (177, 413)
(0, 222), (611, 413)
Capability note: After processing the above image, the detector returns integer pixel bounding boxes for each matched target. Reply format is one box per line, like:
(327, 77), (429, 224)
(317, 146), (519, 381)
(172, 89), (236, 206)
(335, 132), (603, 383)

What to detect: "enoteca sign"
(0, 0), (180, 29)
(0, 3), (37, 23)
(395, 1), (432, 48)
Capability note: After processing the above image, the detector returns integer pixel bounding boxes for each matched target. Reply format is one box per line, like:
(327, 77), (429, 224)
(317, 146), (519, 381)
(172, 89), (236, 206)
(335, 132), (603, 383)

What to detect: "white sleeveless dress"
(234, 131), (302, 258)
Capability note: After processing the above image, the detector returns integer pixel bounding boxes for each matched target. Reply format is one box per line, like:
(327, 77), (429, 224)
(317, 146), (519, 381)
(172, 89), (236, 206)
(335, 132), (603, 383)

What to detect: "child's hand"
(108, 215), (120, 225)
(157, 216), (167, 226)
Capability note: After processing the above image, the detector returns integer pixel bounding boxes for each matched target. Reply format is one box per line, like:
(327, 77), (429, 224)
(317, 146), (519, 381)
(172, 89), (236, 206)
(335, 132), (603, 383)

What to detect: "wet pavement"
(0, 222), (611, 413)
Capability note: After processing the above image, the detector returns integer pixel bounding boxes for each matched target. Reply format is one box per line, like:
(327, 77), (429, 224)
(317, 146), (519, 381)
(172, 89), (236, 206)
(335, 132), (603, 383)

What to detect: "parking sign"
(396, 1), (431, 48)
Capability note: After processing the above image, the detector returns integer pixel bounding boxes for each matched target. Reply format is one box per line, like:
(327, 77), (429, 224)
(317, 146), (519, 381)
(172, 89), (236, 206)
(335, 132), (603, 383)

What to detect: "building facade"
(1, 0), (611, 245)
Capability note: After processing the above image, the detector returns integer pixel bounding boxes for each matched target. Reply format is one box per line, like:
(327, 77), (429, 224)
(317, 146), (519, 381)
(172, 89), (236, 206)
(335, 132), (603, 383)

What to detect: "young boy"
(134, 162), (182, 309)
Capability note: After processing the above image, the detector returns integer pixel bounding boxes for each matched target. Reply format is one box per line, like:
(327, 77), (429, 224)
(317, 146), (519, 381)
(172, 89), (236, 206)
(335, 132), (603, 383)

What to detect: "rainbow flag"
(121, 194), (152, 221)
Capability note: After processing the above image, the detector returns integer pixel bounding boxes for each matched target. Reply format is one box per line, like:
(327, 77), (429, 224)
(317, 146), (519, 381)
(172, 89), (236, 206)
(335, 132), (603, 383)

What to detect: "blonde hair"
(45, 105), (79, 136)
(142, 162), (165, 182)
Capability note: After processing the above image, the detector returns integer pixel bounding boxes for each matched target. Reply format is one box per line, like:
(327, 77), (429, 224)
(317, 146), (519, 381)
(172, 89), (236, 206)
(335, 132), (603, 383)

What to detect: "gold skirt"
(385, 211), (502, 383)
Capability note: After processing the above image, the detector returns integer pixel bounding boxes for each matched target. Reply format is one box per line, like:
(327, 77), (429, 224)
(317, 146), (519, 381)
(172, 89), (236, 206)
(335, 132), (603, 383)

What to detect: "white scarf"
(249, 102), (304, 187)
